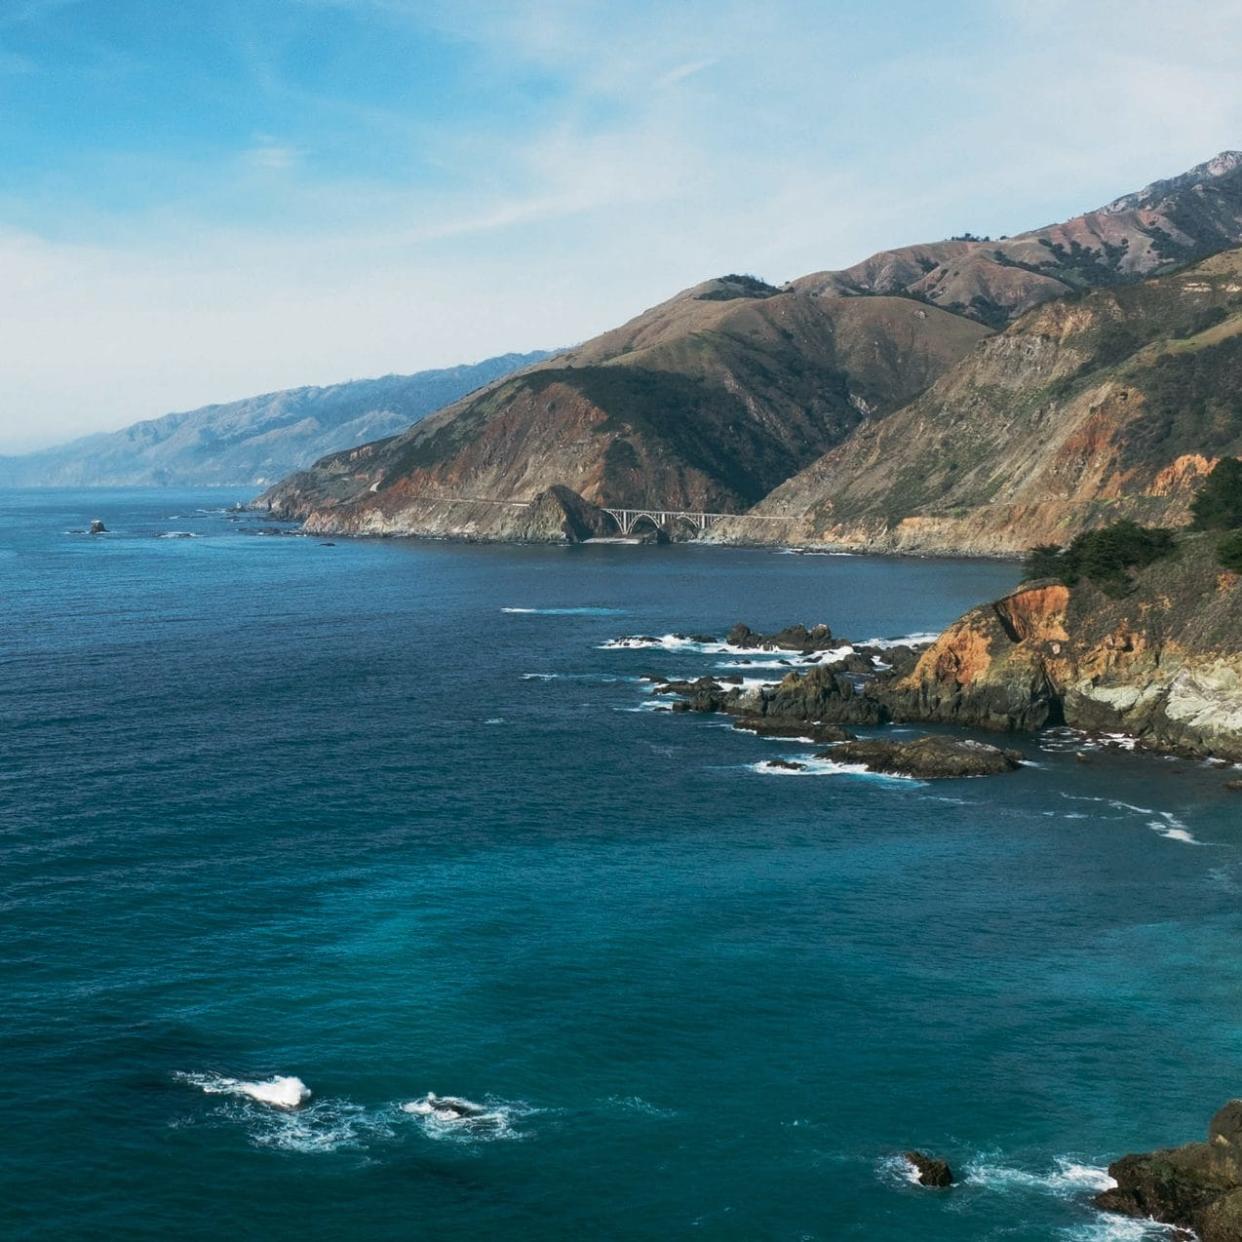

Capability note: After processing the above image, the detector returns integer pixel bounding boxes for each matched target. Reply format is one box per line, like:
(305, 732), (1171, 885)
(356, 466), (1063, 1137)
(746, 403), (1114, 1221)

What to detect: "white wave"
(858, 632), (940, 650)
(484, 717), (505, 725)
(775, 547), (856, 556)
(963, 1156), (1116, 1196)
(502, 606), (626, 616)
(1060, 1217), (1183, 1240)
(876, 1153), (925, 1187)
(749, 756), (916, 781)
(715, 643), (857, 671)
(1148, 813), (1201, 845)
(174, 1071), (310, 1110)
(401, 1092), (531, 1143)
(521, 672), (558, 680)
(157, 530), (199, 539)
(601, 633), (834, 658)
(248, 1099), (397, 1153)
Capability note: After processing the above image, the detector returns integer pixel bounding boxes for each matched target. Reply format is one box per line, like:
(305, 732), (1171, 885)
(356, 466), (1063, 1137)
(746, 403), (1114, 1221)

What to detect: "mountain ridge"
(0, 351), (551, 488)
(259, 150), (1242, 544)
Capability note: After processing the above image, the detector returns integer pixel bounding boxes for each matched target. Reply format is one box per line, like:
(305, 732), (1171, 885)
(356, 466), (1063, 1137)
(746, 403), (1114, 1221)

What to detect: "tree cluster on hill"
(1190, 457), (1242, 571)
(1023, 458), (1242, 586)
(1023, 521), (1177, 596)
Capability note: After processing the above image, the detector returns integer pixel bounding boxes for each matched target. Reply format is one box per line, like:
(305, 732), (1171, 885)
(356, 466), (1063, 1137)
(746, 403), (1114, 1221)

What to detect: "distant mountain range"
(259, 150), (1242, 550)
(0, 351), (550, 487)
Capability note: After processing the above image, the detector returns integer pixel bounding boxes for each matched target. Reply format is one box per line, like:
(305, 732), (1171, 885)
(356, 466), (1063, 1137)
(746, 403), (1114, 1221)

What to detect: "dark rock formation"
(732, 717), (855, 744)
(88, 518), (106, 534)
(904, 1152), (955, 1187)
(751, 666), (888, 726)
(725, 622), (835, 652)
(765, 758), (806, 772)
(1095, 1100), (1242, 1240)
(824, 735), (1023, 779)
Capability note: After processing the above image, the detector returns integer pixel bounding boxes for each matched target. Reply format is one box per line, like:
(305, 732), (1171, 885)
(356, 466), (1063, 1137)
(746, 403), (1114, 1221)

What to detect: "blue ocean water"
(3, 489), (1241, 1241)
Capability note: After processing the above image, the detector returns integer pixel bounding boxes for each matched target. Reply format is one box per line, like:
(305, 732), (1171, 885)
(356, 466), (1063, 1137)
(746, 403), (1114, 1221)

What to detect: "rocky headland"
(633, 531), (1242, 766)
(1095, 1101), (1242, 1240)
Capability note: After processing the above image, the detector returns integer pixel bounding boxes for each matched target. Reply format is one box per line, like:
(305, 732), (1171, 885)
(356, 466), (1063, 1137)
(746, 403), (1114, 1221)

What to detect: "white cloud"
(2, 0), (1242, 450)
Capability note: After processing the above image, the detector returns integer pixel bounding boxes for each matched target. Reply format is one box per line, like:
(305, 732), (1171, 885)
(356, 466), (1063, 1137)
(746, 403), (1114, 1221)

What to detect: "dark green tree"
(1219, 530), (1242, 573)
(1190, 457), (1242, 530)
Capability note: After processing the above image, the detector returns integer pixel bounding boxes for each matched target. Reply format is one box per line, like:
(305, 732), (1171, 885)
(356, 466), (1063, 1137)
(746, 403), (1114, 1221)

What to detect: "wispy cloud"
(2, 0), (1241, 449)
(655, 57), (716, 88)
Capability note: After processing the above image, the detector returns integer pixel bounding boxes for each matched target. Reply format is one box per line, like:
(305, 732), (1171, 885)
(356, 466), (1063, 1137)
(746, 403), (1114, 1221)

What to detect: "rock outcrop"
(883, 535), (1242, 759)
(827, 735), (1022, 778)
(1095, 1100), (1242, 1240)
(904, 1152), (955, 1188)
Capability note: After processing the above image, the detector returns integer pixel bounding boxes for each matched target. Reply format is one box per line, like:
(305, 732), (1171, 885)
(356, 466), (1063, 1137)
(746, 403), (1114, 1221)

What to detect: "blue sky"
(3, 0), (1241, 451)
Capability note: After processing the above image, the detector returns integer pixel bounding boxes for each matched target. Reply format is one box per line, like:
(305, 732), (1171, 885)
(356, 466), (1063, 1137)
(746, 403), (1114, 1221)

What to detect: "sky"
(2, 0), (1242, 452)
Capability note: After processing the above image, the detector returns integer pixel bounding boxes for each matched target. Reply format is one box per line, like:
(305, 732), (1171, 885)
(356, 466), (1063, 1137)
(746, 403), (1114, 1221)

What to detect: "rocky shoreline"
(1095, 1101), (1242, 1240)
(621, 531), (1242, 769)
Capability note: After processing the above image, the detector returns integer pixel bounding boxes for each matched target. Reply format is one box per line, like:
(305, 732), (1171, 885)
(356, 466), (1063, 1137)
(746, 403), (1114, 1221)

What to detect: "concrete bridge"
(601, 508), (735, 535)
(394, 494), (786, 534)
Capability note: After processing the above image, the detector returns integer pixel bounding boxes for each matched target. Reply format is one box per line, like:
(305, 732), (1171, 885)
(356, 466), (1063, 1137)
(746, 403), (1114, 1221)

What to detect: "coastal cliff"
(258, 153), (1242, 545)
(885, 534), (1242, 759)
(711, 245), (1242, 555)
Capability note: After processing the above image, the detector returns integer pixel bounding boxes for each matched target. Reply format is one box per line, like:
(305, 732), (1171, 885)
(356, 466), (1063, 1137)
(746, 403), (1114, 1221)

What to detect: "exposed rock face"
(883, 536), (1242, 759)
(258, 289), (987, 538)
(1095, 1100), (1242, 1240)
(753, 666), (889, 726)
(800, 150), (1242, 327)
(904, 1152), (955, 1187)
(713, 245), (1242, 555)
(827, 735), (1022, 778)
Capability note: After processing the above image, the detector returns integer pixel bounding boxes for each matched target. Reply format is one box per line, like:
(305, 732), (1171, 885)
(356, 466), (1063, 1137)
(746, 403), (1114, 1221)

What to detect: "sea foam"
(401, 1093), (531, 1143)
(175, 1071), (311, 1109)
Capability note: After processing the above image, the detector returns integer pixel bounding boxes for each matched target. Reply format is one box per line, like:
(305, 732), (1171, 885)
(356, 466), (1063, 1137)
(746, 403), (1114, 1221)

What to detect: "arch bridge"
(601, 508), (732, 535)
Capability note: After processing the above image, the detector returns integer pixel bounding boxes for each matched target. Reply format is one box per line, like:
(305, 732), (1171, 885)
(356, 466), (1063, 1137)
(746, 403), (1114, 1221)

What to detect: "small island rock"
(905, 1151), (954, 1187)
(822, 735), (1023, 779)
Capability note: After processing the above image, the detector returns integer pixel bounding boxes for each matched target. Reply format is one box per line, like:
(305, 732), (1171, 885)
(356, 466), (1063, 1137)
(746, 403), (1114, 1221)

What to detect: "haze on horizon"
(2, 0), (1241, 454)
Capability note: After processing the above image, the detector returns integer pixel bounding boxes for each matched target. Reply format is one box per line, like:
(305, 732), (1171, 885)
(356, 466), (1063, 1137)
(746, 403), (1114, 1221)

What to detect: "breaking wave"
(749, 756), (916, 781)
(502, 607), (626, 616)
(963, 1156), (1116, 1195)
(174, 1071), (310, 1109)
(400, 1093), (534, 1143)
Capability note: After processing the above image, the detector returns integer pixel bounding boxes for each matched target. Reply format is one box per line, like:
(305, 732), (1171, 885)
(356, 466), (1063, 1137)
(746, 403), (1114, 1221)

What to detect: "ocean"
(3, 488), (1240, 1241)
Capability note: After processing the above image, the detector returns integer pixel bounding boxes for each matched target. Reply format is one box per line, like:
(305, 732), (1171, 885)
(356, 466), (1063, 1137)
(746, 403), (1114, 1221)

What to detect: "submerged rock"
(1095, 1100), (1242, 1240)
(88, 518), (107, 534)
(904, 1151), (954, 1187)
(822, 735), (1023, 778)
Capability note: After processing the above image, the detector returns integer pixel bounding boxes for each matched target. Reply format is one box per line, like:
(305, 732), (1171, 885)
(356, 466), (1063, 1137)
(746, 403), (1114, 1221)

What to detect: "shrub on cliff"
(1191, 457), (1242, 531)
(1219, 531), (1242, 573)
(1023, 520), (1177, 595)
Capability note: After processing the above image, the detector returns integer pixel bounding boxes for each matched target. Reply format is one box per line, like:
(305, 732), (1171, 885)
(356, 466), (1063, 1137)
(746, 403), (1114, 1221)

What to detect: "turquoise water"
(3, 489), (1241, 1241)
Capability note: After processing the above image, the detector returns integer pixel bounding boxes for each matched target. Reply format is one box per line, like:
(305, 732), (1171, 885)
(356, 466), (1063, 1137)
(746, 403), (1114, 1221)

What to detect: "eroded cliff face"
(711, 248), (1242, 555)
(257, 287), (987, 540)
(885, 536), (1242, 758)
